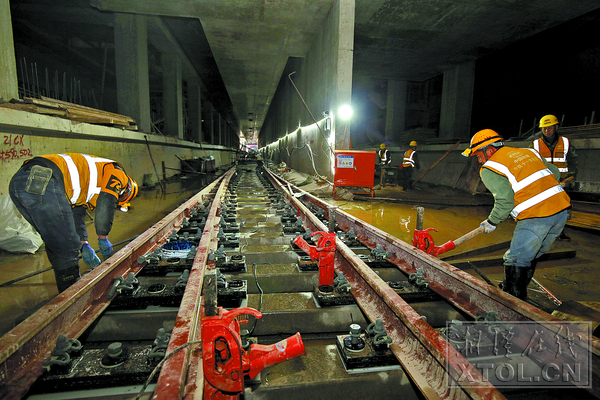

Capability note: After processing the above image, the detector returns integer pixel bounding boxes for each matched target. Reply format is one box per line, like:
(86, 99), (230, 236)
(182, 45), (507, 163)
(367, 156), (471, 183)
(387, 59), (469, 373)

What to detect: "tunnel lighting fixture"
(338, 105), (353, 120)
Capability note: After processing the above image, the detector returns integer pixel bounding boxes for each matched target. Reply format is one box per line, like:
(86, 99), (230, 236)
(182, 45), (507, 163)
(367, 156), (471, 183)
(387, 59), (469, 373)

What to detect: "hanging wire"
(287, 72), (335, 156)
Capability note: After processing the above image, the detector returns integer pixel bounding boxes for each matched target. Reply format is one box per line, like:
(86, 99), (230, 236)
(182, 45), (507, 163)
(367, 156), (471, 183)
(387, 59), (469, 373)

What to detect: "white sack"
(0, 194), (43, 254)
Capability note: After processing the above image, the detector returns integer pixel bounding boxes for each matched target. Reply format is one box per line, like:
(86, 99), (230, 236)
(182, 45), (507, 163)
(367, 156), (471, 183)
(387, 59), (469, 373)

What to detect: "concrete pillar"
(332, 0), (355, 152)
(385, 80), (408, 142)
(218, 114), (222, 145)
(0, 0), (19, 101)
(209, 105), (215, 145)
(114, 13), (151, 132)
(162, 54), (183, 139)
(439, 61), (475, 139)
(187, 81), (203, 143)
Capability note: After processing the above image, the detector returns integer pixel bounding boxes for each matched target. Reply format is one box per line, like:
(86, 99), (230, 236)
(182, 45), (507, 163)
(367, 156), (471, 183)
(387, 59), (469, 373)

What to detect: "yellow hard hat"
(409, 141), (417, 146)
(118, 175), (138, 206)
(462, 129), (503, 157)
(380, 143), (386, 149)
(539, 115), (558, 128)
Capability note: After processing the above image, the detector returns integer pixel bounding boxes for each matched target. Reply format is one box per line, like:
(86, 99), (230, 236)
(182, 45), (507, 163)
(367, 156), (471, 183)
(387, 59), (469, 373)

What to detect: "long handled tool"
(413, 219), (485, 258)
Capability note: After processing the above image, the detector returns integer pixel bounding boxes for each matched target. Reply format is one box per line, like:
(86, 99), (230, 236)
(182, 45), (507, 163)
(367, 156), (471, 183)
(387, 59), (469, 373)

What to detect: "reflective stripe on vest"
(533, 136), (569, 173)
(403, 149), (415, 167)
(58, 154), (81, 203)
(483, 160), (554, 193)
(511, 185), (564, 219)
(379, 149), (390, 163)
(58, 154), (115, 204)
(482, 147), (569, 220)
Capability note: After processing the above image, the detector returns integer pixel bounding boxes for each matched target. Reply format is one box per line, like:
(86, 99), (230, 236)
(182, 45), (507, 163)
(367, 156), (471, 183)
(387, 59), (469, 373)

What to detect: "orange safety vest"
(403, 149), (416, 168)
(38, 153), (128, 209)
(532, 136), (570, 178)
(481, 147), (570, 221)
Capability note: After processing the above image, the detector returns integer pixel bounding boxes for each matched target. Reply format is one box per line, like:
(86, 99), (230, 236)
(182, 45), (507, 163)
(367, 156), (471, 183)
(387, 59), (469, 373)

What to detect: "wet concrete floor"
(1, 174), (599, 338)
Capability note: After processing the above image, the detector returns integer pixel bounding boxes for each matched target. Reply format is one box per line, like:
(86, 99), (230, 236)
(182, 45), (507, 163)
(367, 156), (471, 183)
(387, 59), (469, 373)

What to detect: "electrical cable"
(247, 262), (264, 336)
(281, 143), (332, 185)
(135, 339), (203, 400)
(0, 235), (139, 288)
(287, 72), (334, 157)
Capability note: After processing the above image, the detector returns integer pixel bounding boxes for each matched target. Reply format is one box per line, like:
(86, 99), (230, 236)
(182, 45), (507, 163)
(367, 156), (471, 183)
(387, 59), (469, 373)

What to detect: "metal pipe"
(531, 277), (562, 306)
(144, 135), (166, 192)
(34, 62), (40, 98)
(24, 57), (31, 96)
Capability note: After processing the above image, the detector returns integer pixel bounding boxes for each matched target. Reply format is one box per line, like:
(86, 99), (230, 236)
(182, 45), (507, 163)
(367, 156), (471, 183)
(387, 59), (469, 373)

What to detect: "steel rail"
(327, 199), (600, 395)
(263, 168), (504, 400)
(265, 167), (600, 398)
(0, 174), (224, 400)
(151, 168), (235, 399)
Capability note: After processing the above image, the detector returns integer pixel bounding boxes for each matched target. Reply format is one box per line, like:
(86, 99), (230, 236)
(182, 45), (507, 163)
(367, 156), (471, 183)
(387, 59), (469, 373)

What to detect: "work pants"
(400, 167), (414, 190)
(502, 210), (568, 299)
(503, 209), (569, 268)
(9, 166), (82, 288)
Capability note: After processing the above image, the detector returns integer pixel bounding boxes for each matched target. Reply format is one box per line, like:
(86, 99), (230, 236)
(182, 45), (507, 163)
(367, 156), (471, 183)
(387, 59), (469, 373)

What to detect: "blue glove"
(98, 238), (113, 258)
(81, 243), (101, 268)
(480, 219), (497, 234)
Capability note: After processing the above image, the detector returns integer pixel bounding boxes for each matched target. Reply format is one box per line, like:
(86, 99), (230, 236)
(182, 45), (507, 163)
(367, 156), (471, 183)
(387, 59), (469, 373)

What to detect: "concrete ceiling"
(10, 0), (600, 142)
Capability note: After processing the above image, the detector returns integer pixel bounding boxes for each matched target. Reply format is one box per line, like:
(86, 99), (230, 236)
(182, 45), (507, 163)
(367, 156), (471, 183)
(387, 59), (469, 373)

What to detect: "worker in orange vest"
(400, 141), (420, 191)
(9, 154), (138, 292)
(463, 129), (571, 299)
(532, 114), (578, 240)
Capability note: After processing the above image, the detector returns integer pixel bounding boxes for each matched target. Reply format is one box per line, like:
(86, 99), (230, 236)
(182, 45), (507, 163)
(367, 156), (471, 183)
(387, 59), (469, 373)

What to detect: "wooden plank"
(36, 96), (135, 122)
(568, 211), (600, 231)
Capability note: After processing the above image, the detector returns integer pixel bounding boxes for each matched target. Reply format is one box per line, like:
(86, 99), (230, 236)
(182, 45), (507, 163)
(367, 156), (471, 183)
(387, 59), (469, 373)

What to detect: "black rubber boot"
(513, 266), (536, 300)
(54, 265), (81, 293)
(501, 264), (518, 297)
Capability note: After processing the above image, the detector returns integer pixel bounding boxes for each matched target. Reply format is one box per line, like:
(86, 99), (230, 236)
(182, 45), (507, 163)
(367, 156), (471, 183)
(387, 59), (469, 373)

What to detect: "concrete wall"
(259, 0), (354, 181)
(399, 138), (600, 196)
(0, 107), (235, 196)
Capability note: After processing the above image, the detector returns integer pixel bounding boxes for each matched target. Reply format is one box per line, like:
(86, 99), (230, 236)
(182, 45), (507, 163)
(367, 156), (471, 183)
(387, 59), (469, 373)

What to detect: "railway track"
(0, 161), (598, 400)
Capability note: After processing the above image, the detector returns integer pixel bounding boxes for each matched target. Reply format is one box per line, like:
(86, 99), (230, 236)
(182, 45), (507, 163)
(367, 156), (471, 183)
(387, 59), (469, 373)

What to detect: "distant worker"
(533, 115), (578, 187)
(400, 141), (420, 191)
(378, 143), (392, 187)
(463, 129), (571, 300)
(9, 153), (138, 292)
(532, 114), (578, 240)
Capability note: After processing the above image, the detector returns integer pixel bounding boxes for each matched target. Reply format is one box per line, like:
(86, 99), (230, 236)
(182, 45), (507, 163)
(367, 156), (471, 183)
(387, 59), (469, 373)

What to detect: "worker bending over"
(401, 141), (420, 191)
(463, 130), (571, 300)
(9, 153), (138, 292)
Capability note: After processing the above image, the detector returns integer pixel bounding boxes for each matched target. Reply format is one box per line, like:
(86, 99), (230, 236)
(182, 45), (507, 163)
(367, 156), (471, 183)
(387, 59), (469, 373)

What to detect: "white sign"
(337, 155), (354, 169)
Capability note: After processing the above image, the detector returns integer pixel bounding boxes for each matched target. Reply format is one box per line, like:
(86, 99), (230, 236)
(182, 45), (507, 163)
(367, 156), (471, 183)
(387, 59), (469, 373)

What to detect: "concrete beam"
(113, 13), (152, 132)
(439, 61), (475, 140)
(187, 81), (203, 143)
(385, 80), (408, 142)
(0, 0), (19, 101)
(162, 54), (184, 139)
(147, 16), (200, 82)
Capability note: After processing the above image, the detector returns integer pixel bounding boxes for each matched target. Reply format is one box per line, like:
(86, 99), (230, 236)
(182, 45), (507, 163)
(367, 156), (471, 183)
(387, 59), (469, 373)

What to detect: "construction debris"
(0, 96), (137, 129)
